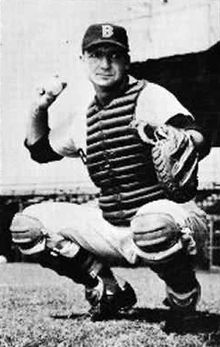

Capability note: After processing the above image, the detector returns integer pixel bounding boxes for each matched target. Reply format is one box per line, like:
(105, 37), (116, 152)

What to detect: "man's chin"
(90, 75), (125, 91)
(95, 79), (115, 88)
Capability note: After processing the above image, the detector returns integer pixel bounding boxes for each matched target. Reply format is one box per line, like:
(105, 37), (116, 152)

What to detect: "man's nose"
(99, 55), (111, 68)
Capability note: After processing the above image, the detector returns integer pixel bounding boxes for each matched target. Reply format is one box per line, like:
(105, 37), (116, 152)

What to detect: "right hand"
(33, 75), (67, 110)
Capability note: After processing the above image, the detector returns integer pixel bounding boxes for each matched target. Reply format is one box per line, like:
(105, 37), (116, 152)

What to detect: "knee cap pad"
(131, 203), (183, 264)
(10, 213), (46, 254)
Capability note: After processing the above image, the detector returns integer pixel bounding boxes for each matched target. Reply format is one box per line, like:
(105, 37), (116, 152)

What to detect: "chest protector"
(86, 79), (165, 226)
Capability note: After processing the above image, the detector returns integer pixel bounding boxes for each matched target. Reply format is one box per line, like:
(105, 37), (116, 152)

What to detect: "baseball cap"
(82, 23), (129, 52)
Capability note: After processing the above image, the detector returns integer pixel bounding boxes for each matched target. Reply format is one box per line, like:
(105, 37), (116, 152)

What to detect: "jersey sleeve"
(49, 113), (87, 158)
(135, 82), (194, 127)
(25, 116), (86, 162)
(135, 82), (210, 159)
(24, 135), (63, 163)
(49, 122), (79, 158)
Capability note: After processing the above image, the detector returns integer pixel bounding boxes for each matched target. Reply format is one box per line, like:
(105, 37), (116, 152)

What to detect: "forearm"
(26, 75), (67, 146)
(186, 129), (204, 150)
(25, 103), (64, 163)
(165, 114), (209, 160)
(25, 103), (50, 146)
(185, 129), (209, 160)
(25, 76), (67, 163)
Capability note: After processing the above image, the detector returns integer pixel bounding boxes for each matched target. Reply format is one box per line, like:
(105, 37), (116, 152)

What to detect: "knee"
(10, 211), (80, 258)
(131, 203), (183, 264)
(10, 212), (46, 255)
(132, 211), (179, 252)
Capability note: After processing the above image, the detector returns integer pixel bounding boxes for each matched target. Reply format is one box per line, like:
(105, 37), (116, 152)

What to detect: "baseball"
(45, 76), (67, 96)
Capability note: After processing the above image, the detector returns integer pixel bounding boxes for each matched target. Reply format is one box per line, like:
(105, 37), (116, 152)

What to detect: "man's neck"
(94, 77), (128, 106)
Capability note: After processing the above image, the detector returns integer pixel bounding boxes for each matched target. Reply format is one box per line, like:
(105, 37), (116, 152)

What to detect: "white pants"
(21, 199), (208, 265)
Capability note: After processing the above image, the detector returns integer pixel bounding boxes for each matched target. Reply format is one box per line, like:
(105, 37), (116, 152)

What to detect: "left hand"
(151, 125), (199, 202)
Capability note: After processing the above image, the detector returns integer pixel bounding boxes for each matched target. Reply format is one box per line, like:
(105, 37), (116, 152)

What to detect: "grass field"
(0, 263), (220, 347)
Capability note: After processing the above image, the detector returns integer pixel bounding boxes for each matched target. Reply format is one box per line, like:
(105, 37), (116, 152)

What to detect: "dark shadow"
(163, 310), (220, 334)
(50, 306), (220, 335)
(112, 307), (220, 334)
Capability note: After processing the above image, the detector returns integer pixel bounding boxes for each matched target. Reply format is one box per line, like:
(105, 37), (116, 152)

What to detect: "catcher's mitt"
(151, 125), (199, 202)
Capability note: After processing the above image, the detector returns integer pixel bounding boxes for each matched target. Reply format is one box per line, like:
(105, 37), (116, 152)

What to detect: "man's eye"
(111, 53), (119, 59)
(89, 52), (97, 58)
(88, 51), (102, 59)
(88, 51), (123, 60)
(111, 52), (124, 60)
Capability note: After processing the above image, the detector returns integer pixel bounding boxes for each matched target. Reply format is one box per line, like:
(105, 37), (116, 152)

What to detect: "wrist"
(186, 129), (204, 149)
(30, 102), (48, 118)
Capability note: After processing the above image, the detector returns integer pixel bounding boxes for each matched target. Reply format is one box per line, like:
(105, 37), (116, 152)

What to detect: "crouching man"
(11, 23), (209, 322)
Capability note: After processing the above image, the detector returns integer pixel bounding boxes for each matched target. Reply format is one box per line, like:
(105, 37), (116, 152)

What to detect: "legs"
(131, 199), (208, 313)
(10, 201), (137, 319)
(151, 252), (201, 312)
(11, 198), (207, 317)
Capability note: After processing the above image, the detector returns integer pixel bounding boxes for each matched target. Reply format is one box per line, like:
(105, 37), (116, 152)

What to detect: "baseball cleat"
(85, 277), (137, 321)
(164, 280), (201, 313)
(163, 281), (201, 332)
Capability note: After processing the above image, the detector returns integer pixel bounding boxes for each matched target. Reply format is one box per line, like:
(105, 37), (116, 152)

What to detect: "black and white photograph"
(0, 0), (220, 346)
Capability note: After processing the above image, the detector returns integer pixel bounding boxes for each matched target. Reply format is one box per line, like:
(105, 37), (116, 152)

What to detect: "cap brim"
(83, 39), (129, 52)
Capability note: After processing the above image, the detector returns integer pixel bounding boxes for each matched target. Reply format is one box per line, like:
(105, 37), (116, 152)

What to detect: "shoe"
(85, 277), (137, 321)
(164, 280), (201, 313)
(163, 281), (201, 333)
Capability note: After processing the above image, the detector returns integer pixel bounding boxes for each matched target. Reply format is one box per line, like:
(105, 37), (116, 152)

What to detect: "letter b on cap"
(102, 25), (114, 38)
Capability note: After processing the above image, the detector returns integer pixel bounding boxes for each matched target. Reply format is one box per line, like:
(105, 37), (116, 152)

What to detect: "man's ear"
(125, 63), (130, 71)
(79, 54), (85, 62)
(125, 54), (130, 71)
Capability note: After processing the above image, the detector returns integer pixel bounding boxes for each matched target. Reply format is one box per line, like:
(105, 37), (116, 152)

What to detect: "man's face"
(82, 44), (130, 90)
